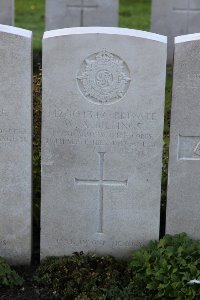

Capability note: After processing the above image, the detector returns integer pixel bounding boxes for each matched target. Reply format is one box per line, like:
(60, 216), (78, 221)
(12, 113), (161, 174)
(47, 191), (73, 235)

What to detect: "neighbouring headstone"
(166, 33), (200, 239)
(0, 25), (32, 265)
(45, 0), (119, 30)
(0, 0), (14, 26)
(41, 27), (167, 259)
(151, 0), (200, 64)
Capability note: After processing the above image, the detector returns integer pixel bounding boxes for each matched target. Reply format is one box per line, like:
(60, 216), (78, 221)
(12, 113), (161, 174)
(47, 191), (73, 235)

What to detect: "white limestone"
(166, 33), (200, 239)
(0, 25), (32, 265)
(0, 0), (14, 26)
(45, 0), (119, 30)
(151, 0), (200, 64)
(41, 27), (167, 259)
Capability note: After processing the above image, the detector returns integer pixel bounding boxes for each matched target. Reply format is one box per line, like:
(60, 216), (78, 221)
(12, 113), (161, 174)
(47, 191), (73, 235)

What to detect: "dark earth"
(0, 265), (59, 300)
(0, 228), (60, 299)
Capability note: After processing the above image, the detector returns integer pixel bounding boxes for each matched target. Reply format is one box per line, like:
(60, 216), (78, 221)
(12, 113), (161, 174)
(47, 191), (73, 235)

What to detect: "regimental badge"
(77, 49), (131, 104)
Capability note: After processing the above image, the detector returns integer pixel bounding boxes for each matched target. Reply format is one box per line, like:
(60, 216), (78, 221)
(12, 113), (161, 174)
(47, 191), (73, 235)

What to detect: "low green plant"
(129, 233), (200, 299)
(35, 252), (129, 299)
(35, 234), (200, 299)
(0, 257), (24, 287)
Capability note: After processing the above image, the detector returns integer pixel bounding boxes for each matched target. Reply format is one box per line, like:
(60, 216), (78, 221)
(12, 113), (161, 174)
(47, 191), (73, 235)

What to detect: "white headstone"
(0, 0), (14, 26)
(41, 27), (167, 259)
(0, 25), (32, 265)
(167, 33), (200, 239)
(45, 0), (119, 30)
(151, 0), (200, 64)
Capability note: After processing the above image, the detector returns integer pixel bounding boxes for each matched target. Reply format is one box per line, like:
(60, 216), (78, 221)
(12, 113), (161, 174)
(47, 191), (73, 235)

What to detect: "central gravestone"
(41, 27), (167, 259)
(0, 0), (14, 25)
(45, 0), (119, 30)
(151, 0), (200, 64)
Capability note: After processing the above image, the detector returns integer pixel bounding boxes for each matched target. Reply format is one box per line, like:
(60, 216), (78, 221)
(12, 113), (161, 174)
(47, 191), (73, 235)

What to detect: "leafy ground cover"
(0, 257), (23, 288)
(1, 234), (200, 299)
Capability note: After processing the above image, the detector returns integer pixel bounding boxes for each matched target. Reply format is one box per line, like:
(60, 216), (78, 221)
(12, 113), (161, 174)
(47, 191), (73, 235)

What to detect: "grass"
(15, 0), (45, 53)
(120, 0), (151, 30)
(15, 0), (151, 52)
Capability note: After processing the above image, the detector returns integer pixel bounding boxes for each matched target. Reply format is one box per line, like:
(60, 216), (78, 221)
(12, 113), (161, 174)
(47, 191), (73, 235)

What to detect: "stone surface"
(151, 0), (200, 64)
(0, 25), (32, 265)
(45, 0), (119, 30)
(166, 33), (200, 239)
(0, 0), (14, 26)
(41, 27), (167, 259)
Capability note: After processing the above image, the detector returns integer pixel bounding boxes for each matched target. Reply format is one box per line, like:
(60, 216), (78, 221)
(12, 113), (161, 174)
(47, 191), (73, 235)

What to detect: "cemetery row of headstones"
(0, 0), (14, 26)
(46, 0), (119, 30)
(0, 0), (119, 28)
(2, 0), (200, 64)
(0, 24), (200, 265)
(151, 0), (200, 64)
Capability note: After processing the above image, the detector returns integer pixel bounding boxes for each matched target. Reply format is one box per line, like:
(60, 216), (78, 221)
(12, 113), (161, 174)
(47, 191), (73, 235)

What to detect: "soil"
(0, 230), (62, 300)
(0, 265), (64, 300)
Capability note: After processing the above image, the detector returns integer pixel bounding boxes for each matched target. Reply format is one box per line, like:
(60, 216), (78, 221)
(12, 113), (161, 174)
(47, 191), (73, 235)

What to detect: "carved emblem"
(77, 49), (131, 104)
(194, 141), (200, 156)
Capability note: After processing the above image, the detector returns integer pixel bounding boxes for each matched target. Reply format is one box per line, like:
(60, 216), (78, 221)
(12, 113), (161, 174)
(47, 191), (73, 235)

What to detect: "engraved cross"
(173, 0), (200, 33)
(75, 152), (128, 233)
(67, 0), (98, 26)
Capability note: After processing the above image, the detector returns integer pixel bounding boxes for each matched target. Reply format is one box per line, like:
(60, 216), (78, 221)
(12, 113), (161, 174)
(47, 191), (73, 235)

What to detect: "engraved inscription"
(75, 152), (128, 233)
(56, 238), (137, 248)
(44, 109), (157, 153)
(0, 108), (29, 144)
(185, 73), (200, 88)
(0, 109), (8, 117)
(0, 240), (6, 246)
(77, 49), (131, 104)
(178, 135), (200, 160)
(0, 128), (29, 144)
